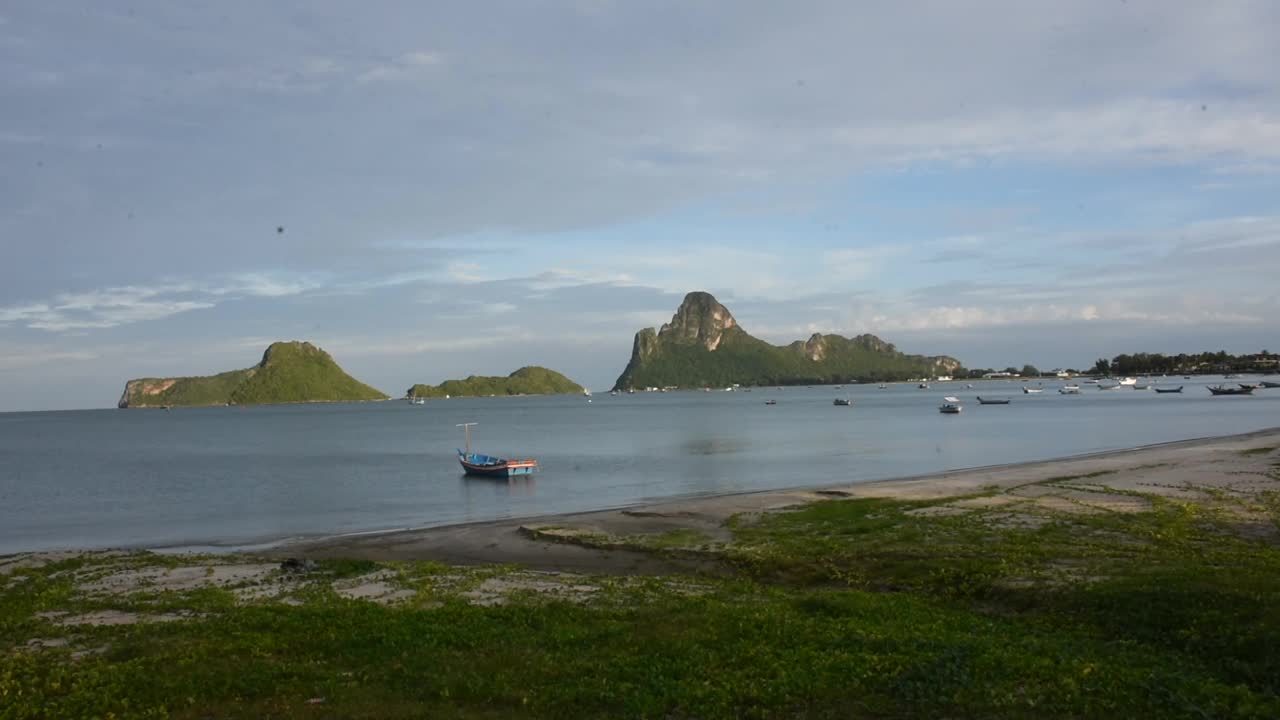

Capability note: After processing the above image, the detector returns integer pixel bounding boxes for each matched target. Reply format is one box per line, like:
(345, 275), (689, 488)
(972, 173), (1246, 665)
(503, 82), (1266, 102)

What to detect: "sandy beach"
(270, 426), (1280, 573)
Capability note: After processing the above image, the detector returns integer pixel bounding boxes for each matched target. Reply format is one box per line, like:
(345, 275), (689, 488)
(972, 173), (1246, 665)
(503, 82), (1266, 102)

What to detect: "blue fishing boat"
(456, 422), (538, 477)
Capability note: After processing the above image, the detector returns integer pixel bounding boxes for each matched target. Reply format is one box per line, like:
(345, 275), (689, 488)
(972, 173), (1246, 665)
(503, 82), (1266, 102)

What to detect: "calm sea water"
(1, 379), (1277, 555)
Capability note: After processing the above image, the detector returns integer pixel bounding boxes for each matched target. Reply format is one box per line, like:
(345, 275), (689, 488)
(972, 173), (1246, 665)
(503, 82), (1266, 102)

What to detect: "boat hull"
(458, 451), (538, 477)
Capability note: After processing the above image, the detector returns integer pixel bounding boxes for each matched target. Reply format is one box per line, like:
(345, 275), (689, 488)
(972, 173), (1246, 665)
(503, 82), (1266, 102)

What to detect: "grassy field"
(3, 459), (1279, 718)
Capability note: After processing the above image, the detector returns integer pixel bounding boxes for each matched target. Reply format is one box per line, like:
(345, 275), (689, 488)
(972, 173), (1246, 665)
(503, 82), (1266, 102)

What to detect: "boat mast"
(456, 422), (478, 455)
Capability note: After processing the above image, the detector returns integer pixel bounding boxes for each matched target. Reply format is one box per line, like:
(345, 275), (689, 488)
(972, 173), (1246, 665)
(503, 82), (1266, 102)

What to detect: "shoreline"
(264, 425), (1280, 573)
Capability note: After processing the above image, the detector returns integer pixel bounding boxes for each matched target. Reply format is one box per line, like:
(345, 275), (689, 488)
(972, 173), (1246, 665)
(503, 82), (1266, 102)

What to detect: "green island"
(614, 291), (961, 390)
(4, 438), (1278, 718)
(407, 366), (585, 398)
(117, 341), (389, 408)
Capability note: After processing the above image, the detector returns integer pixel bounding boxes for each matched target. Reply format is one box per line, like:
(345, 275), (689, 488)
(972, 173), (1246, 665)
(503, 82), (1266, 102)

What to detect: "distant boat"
(1208, 385), (1253, 396)
(1153, 386), (1183, 394)
(455, 422), (538, 477)
(1183, 376), (1193, 380)
(1224, 374), (1240, 379)
(976, 396), (1010, 405)
(939, 396), (962, 414)
(1098, 381), (1122, 390)
(764, 399), (777, 405)
(582, 389), (592, 397)
(918, 382), (930, 389)
(1059, 385), (1082, 394)
(1022, 387), (1043, 394)
(1083, 379), (1099, 384)
(878, 383), (887, 389)
(1118, 377), (1138, 386)
(408, 397), (426, 405)
(833, 398), (852, 406)
(1132, 382), (1151, 390)
(965, 383), (974, 389)
(1261, 381), (1280, 389)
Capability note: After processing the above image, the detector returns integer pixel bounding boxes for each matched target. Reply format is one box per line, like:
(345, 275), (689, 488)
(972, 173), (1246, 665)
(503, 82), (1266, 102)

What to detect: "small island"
(118, 341), (389, 408)
(408, 366), (585, 399)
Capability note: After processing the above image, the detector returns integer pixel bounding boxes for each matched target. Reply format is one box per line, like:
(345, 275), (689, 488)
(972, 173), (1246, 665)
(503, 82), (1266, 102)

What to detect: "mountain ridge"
(118, 341), (389, 408)
(613, 292), (961, 390)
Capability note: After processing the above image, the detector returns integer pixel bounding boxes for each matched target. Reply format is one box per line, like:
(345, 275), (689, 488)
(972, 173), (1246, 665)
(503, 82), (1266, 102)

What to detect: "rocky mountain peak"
(658, 291), (738, 351)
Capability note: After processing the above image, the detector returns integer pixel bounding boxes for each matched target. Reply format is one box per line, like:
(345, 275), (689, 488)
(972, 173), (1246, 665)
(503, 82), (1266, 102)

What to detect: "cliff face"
(612, 291), (962, 389)
(118, 341), (389, 408)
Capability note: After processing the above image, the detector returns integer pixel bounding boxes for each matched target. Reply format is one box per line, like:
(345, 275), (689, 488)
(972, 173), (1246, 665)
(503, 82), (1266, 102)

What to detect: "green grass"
(4, 487), (1280, 718)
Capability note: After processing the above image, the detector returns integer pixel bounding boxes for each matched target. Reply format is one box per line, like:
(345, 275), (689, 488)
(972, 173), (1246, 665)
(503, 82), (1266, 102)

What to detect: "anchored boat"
(455, 422), (538, 477)
(1153, 386), (1183, 394)
(939, 396), (963, 414)
(976, 396), (1010, 405)
(1207, 385), (1253, 396)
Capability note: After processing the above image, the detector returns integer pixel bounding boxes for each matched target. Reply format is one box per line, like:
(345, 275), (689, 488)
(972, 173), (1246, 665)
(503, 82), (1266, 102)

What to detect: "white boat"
(918, 382), (930, 389)
(1098, 382), (1123, 390)
(1023, 387), (1043, 394)
(583, 389), (592, 397)
(1059, 385), (1081, 394)
(1118, 377), (1138, 386)
(1132, 382), (1151, 390)
(939, 396), (962, 414)
(408, 396), (426, 405)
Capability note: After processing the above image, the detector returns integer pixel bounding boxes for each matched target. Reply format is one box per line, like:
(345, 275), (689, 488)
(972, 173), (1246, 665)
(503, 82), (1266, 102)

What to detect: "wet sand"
(272, 427), (1280, 574)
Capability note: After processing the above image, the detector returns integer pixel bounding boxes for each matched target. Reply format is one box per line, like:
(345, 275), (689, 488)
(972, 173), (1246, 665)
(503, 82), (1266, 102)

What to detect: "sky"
(2, 1), (1279, 411)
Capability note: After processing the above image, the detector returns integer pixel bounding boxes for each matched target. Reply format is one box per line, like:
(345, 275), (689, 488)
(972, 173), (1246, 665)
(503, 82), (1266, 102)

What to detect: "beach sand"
(270, 427), (1280, 573)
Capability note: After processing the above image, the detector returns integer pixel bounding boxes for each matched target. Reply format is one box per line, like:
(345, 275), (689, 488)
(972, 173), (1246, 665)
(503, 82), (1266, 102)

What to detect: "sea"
(1, 378), (1277, 555)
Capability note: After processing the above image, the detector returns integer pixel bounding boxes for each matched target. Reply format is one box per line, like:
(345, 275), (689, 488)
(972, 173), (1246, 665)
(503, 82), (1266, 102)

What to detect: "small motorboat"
(1118, 377), (1138, 386)
(455, 423), (538, 477)
(1208, 385), (1253, 396)
(764, 399), (777, 405)
(918, 382), (930, 389)
(939, 396), (962, 414)
(1153, 386), (1183, 394)
(1022, 387), (1043, 394)
(1059, 385), (1082, 394)
(1133, 382), (1151, 390)
(833, 398), (852, 406)
(976, 396), (1010, 405)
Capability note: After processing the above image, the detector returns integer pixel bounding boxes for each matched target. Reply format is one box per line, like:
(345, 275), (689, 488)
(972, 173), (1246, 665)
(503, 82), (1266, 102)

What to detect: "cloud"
(0, 273), (320, 333)
(356, 50), (445, 84)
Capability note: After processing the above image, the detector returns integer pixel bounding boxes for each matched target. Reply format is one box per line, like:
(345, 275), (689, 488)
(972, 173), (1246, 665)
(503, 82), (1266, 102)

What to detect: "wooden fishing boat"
(455, 423), (538, 477)
(1153, 386), (1183, 394)
(976, 396), (1010, 405)
(1207, 385), (1253, 396)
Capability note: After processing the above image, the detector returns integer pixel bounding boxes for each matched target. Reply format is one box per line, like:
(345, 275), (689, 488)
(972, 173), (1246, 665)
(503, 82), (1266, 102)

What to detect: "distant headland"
(117, 341), (389, 408)
(613, 291), (961, 390)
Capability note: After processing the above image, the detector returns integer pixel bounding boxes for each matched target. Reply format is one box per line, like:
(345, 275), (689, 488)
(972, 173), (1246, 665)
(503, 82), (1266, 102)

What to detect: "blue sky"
(3, 2), (1279, 410)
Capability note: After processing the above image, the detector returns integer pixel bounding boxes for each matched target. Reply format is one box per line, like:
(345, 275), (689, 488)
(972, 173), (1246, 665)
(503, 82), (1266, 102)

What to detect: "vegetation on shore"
(1091, 350), (1279, 376)
(4, 449), (1278, 718)
(407, 366), (584, 398)
(118, 341), (389, 408)
(614, 292), (959, 389)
